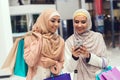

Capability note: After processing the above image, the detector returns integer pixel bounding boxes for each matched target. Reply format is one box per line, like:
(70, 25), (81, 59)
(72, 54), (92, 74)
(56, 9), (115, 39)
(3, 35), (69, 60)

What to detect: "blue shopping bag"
(14, 39), (28, 77)
(44, 73), (71, 80)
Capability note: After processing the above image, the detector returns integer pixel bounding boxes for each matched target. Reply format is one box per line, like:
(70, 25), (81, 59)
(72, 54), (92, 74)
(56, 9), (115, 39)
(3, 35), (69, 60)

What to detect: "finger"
(74, 47), (80, 51)
(79, 50), (84, 54)
(80, 46), (85, 50)
(80, 46), (87, 54)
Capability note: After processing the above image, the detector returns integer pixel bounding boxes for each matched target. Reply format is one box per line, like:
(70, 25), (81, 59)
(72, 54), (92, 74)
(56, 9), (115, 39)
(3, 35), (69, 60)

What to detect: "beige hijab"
(72, 9), (107, 80)
(32, 8), (64, 67)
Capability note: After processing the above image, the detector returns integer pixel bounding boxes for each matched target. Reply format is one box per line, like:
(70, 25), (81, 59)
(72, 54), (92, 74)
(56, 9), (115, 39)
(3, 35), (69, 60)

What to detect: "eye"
(58, 19), (61, 23)
(50, 19), (55, 23)
(81, 20), (87, 24)
(74, 20), (79, 24)
(50, 18), (61, 24)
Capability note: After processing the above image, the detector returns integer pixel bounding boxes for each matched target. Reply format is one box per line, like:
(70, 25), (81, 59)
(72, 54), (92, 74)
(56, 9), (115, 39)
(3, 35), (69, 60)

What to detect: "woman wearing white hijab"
(63, 9), (109, 80)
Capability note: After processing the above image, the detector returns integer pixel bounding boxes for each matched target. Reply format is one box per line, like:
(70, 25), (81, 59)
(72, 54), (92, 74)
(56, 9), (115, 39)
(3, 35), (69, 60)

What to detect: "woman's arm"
(87, 34), (109, 68)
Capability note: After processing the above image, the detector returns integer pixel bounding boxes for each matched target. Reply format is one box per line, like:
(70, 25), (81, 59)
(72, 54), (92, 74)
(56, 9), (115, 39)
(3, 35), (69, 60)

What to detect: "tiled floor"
(0, 47), (120, 80)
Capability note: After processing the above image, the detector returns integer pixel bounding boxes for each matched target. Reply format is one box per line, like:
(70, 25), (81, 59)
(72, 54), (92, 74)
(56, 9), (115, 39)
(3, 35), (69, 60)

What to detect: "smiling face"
(73, 15), (88, 34)
(47, 15), (60, 33)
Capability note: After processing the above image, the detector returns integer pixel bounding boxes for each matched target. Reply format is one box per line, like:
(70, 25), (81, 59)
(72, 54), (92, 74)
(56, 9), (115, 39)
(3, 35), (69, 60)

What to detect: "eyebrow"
(74, 19), (87, 21)
(50, 18), (61, 20)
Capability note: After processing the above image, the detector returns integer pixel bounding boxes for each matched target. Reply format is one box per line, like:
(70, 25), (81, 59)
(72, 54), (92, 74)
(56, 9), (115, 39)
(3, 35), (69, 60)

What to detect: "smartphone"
(74, 40), (83, 50)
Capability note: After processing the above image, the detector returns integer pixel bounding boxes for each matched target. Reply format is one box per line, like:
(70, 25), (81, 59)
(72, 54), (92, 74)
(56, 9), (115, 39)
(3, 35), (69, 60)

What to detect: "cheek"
(82, 25), (88, 31)
(84, 24), (88, 29)
(74, 24), (88, 34)
(48, 22), (52, 28)
(73, 24), (77, 29)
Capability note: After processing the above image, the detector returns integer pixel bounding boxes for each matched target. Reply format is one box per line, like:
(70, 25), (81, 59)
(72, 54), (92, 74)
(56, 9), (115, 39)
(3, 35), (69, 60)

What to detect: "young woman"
(63, 9), (109, 80)
(24, 8), (65, 80)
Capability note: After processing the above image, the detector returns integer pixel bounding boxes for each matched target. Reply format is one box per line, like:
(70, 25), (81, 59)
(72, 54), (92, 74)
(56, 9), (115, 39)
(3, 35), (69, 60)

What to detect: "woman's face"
(47, 15), (60, 33)
(73, 15), (88, 34)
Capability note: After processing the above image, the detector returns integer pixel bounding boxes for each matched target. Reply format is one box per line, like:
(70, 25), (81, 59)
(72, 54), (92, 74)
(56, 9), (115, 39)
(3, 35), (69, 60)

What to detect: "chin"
(52, 29), (57, 33)
(77, 31), (82, 33)
(50, 31), (56, 34)
(77, 31), (84, 34)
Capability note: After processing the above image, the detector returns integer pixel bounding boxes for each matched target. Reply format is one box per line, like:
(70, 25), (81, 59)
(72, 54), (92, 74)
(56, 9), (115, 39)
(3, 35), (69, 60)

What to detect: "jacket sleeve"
(62, 41), (79, 73)
(88, 34), (110, 68)
(24, 35), (42, 67)
(88, 50), (110, 68)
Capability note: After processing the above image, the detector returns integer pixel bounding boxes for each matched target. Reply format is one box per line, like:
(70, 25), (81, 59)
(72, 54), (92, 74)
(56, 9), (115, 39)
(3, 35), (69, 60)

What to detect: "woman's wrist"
(72, 54), (79, 60)
(86, 52), (90, 58)
(86, 53), (91, 63)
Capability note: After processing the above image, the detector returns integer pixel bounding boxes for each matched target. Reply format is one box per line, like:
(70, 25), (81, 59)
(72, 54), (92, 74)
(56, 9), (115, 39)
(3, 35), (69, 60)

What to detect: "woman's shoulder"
(59, 36), (65, 42)
(24, 32), (42, 47)
(91, 31), (103, 37)
(65, 34), (74, 46)
(25, 32), (42, 40)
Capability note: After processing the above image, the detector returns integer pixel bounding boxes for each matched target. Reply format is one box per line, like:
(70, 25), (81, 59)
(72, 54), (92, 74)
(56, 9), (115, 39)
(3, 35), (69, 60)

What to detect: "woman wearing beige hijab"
(24, 8), (65, 80)
(63, 9), (109, 80)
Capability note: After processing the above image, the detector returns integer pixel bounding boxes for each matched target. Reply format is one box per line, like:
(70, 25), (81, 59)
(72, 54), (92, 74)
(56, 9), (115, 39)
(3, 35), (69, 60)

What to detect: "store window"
(29, 14), (39, 30)
(11, 15), (27, 33)
(32, 14), (39, 23)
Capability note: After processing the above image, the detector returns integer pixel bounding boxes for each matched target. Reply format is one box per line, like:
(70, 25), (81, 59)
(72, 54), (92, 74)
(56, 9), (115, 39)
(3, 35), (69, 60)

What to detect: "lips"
(77, 27), (83, 31)
(51, 27), (57, 32)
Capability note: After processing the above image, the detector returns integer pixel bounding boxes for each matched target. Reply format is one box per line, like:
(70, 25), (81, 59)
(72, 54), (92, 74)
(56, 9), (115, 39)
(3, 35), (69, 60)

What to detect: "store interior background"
(0, 0), (120, 79)
(9, 0), (120, 47)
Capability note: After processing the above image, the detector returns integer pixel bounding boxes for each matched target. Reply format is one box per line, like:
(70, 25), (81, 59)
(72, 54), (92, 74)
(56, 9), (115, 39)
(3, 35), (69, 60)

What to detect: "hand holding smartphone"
(74, 40), (83, 51)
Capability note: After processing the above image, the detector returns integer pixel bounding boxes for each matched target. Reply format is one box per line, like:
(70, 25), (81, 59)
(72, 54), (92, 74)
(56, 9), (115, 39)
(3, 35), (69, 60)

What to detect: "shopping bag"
(44, 73), (71, 80)
(96, 57), (112, 80)
(0, 38), (21, 77)
(96, 66), (112, 80)
(13, 39), (28, 77)
(101, 67), (120, 80)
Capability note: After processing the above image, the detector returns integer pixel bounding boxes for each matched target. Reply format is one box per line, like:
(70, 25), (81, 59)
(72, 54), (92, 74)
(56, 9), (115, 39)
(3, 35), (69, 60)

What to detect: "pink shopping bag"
(101, 67), (120, 80)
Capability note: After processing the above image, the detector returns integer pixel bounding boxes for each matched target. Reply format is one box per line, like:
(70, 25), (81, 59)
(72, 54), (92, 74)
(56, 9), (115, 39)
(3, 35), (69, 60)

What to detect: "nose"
(78, 22), (82, 27)
(54, 21), (59, 27)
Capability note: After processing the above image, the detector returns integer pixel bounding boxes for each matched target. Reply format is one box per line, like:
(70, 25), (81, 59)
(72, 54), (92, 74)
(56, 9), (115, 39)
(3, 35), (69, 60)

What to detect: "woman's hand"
(72, 45), (90, 58)
(50, 62), (60, 75)
(72, 46), (81, 58)
(79, 45), (90, 58)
